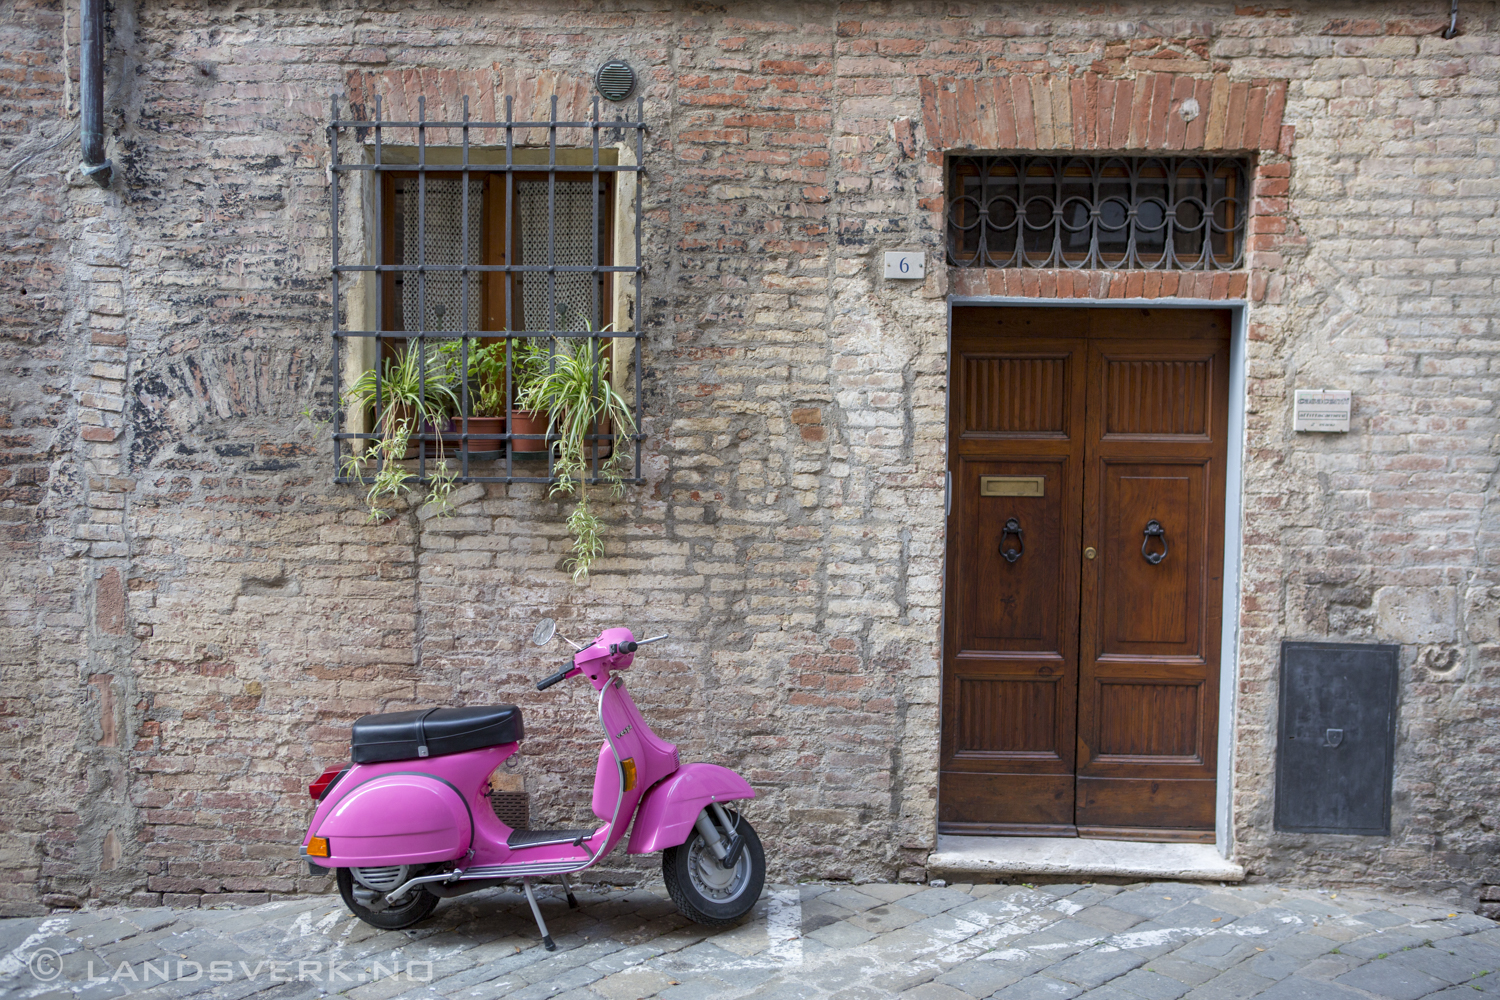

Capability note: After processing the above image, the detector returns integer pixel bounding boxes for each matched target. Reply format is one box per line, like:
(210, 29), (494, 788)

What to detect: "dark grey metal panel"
(1275, 641), (1399, 835)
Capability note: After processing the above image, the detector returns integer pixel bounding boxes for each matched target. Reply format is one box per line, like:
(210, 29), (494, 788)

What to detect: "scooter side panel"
(625, 763), (756, 854)
(305, 743), (516, 843)
(315, 773), (473, 865)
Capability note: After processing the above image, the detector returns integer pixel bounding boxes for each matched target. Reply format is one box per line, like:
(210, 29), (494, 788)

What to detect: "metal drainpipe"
(1443, 0), (1460, 38)
(80, 0), (113, 187)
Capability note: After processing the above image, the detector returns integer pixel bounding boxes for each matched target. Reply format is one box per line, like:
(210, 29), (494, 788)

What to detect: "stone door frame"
(944, 295), (1250, 859)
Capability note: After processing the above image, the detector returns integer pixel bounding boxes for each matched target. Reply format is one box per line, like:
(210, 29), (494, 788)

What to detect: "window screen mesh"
(395, 177), (484, 332)
(518, 180), (601, 332)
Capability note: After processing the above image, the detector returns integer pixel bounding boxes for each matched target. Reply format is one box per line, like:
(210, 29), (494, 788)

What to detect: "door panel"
(961, 354), (1071, 437)
(1098, 464), (1202, 652)
(1075, 338), (1229, 834)
(942, 308), (1230, 841)
(1074, 777), (1216, 835)
(956, 676), (1059, 753)
(940, 339), (1085, 834)
(1095, 681), (1201, 757)
(940, 773), (1074, 831)
(1102, 358), (1213, 438)
(958, 459), (1069, 650)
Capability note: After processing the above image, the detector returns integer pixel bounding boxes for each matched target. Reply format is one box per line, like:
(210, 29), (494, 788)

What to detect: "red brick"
(1146, 72), (1174, 149)
(1111, 77), (1135, 148)
(1259, 81), (1287, 150)
(1225, 80), (1250, 150)
(1012, 74), (1037, 147)
(1165, 74), (1195, 150)
(1243, 85), (1269, 152)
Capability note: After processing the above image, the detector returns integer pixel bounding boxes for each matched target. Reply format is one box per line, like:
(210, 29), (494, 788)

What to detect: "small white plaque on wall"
(883, 251), (925, 280)
(1293, 389), (1352, 432)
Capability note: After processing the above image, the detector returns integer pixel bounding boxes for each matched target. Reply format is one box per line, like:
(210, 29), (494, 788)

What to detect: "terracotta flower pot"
(509, 409), (551, 454)
(452, 416), (506, 461)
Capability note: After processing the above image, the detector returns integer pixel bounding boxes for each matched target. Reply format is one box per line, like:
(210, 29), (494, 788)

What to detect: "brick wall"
(1, 0), (1496, 913)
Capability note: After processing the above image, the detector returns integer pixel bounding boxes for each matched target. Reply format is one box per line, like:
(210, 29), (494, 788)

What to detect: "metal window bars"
(328, 93), (646, 486)
(947, 155), (1248, 271)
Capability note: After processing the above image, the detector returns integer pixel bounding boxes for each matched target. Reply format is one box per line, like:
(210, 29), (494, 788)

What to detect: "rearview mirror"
(531, 618), (556, 647)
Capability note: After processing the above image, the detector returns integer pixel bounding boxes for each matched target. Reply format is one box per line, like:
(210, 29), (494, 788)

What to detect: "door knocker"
(1141, 519), (1168, 565)
(1000, 518), (1024, 564)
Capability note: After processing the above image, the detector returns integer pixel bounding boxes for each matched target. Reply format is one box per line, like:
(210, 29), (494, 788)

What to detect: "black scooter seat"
(351, 705), (523, 764)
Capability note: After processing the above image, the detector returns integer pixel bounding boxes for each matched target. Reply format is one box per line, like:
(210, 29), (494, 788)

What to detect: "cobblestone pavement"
(1, 880), (1497, 1000)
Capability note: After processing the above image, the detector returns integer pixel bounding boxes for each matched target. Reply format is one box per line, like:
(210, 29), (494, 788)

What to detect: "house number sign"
(883, 251), (925, 279)
(1293, 389), (1351, 432)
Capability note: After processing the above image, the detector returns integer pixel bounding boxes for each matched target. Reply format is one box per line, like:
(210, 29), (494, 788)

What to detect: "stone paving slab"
(0, 882), (1494, 1000)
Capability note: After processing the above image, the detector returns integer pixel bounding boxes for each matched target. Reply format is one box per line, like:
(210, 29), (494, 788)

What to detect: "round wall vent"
(595, 59), (637, 103)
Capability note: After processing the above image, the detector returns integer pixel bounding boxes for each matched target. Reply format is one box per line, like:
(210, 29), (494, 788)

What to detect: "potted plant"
(446, 340), (506, 462)
(507, 337), (554, 454)
(340, 343), (462, 521)
(517, 333), (635, 581)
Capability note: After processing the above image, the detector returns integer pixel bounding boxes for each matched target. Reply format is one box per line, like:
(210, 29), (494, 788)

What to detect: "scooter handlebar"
(536, 663), (574, 690)
(608, 634), (668, 655)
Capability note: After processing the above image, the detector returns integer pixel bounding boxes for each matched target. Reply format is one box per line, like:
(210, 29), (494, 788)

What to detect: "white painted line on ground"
(0, 917), (70, 979)
(765, 888), (803, 966)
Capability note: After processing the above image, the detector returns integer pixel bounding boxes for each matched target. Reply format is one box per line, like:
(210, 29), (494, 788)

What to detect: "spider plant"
(469, 338), (553, 418)
(340, 342), (463, 522)
(516, 331), (635, 581)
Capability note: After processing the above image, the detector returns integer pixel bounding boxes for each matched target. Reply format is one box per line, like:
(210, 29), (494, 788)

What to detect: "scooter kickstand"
(522, 878), (555, 951)
(560, 873), (579, 909)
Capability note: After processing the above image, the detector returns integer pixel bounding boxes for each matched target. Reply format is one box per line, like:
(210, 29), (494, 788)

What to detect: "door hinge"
(944, 471), (952, 517)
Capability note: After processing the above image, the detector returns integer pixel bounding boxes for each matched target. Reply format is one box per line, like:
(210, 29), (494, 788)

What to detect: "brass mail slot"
(980, 475), (1045, 497)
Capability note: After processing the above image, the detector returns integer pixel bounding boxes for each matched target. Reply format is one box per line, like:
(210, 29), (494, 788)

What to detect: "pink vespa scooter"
(300, 619), (765, 948)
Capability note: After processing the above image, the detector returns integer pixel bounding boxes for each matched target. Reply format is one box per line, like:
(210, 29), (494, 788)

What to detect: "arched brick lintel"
(921, 72), (1288, 154)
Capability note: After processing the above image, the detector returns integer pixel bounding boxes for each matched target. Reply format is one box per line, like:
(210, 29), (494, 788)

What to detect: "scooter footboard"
(625, 763), (754, 854)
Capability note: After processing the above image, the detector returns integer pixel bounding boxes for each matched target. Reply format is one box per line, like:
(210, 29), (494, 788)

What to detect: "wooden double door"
(940, 307), (1231, 840)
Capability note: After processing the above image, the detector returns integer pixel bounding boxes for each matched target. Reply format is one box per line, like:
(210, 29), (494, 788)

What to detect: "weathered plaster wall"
(1, 0), (1497, 914)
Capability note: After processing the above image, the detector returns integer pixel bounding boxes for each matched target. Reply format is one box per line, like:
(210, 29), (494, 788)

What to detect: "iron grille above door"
(947, 156), (1248, 271)
(327, 94), (645, 485)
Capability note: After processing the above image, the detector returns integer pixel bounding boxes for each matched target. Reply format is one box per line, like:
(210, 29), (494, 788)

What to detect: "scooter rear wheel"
(336, 867), (440, 930)
(662, 810), (765, 926)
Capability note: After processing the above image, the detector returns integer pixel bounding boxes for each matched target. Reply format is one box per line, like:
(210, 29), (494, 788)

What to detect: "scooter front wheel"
(662, 809), (766, 926)
(336, 866), (440, 930)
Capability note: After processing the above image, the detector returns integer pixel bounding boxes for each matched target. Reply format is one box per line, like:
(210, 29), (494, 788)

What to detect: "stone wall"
(0, 0), (1496, 914)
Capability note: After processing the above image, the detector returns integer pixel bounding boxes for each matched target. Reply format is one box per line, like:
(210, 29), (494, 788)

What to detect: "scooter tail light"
(306, 836), (330, 858)
(309, 763), (350, 801)
(621, 757), (637, 791)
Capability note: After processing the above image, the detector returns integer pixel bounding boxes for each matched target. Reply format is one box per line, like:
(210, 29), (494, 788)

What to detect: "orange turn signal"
(621, 758), (637, 792)
(306, 836), (330, 858)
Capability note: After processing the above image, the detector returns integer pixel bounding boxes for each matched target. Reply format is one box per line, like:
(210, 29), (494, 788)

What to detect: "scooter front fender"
(314, 772), (472, 866)
(625, 763), (754, 854)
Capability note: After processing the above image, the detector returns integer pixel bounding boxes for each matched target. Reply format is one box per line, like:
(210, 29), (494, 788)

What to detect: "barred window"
(947, 155), (1248, 270)
(329, 95), (644, 485)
